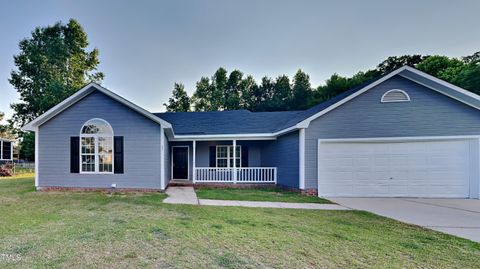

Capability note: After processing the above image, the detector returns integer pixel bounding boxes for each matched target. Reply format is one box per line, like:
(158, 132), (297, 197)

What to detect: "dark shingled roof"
(154, 74), (387, 135)
(154, 110), (302, 135)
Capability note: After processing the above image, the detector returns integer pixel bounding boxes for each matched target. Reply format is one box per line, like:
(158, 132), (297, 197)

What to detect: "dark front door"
(172, 147), (189, 180)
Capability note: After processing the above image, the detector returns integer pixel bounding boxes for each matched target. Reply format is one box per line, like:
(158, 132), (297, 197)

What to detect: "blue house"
(22, 66), (480, 198)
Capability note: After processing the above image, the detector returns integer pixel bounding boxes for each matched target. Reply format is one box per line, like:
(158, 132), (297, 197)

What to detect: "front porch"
(169, 139), (279, 185)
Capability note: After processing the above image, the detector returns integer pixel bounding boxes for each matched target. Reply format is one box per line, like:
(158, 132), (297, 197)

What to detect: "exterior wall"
(304, 75), (480, 189)
(261, 131), (299, 188)
(195, 141), (262, 168)
(38, 90), (163, 189)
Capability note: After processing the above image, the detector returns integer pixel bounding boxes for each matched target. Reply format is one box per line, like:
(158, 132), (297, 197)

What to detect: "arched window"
(80, 118), (114, 173)
(381, 89), (411, 103)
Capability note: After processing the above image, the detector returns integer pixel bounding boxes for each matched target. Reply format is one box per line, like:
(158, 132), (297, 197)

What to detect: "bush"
(0, 164), (13, 177)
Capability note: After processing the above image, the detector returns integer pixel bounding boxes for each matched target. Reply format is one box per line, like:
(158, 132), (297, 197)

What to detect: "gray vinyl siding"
(304, 75), (480, 189)
(261, 131), (299, 188)
(38, 90), (163, 189)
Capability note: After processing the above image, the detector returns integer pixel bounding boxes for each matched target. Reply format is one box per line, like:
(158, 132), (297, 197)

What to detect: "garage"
(317, 138), (478, 198)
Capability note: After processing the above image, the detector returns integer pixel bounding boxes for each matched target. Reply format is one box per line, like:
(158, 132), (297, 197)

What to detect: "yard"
(195, 187), (331, 203)
(0, 176), (479, 268)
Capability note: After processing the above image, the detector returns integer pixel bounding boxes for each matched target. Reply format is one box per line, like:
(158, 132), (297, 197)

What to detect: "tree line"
(164, 52), (480, 112)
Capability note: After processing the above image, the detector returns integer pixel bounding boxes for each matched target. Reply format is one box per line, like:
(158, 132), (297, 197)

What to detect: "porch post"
(233, 139), (237, 184)
(192, 140), (196, 184)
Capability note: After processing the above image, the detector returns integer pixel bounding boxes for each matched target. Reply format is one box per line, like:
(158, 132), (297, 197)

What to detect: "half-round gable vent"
(381, 89), (411, 103)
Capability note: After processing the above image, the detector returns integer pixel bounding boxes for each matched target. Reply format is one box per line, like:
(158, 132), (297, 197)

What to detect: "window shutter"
(114, 136), (124, 174)
(70, 137), (80, 173)
(241, 146), (248, 167)
(209, 146), (216, 167)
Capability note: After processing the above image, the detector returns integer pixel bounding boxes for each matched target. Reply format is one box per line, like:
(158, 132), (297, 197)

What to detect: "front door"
(172, 147), (189, 180)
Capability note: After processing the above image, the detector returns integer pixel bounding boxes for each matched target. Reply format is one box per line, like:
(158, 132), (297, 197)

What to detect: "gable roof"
(22, 83), (172, 131)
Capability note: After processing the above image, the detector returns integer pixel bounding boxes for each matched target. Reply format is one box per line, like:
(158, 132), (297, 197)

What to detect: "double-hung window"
(80, 118), (114, 173)
(216, 145), (241, 168)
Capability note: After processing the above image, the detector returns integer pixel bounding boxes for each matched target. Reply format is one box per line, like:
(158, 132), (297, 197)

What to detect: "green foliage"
(0, 112), (14, 139)
(8, 19), (103, 159)
(19, 133), (35, 161)
(9, 19), (104, 127)
(291, 69), (313, 110)
(164, 83), (191, 112)
(177, 51), (480, 113)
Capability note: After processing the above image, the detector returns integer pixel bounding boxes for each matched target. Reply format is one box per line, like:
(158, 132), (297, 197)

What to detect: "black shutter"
(70, 137), (79, 173)
(114, 136), (124, 174)
(241, 146), (248, 167)
(209, 146), (216, 167)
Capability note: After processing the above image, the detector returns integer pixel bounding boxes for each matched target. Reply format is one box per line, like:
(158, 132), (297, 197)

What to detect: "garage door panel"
(318, 139), (472, 198)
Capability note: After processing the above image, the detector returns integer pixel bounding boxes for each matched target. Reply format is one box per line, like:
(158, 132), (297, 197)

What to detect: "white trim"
(0, 140), (14, 161)
(299, 128), (305, 189)
(317, 135), (480, 143)
(171, 145), (190, 180)
(381, 89), (411, 103)
(192, 140), (196, 184)
(34, 127), (39, 188)
(160, 125), (165, 190)
(0, 140), (2, 160)
(233, 140), (237, 184)
(215, 145), (241, 168)
(79, 118), (114, 174)
(21, 82), (172, 131)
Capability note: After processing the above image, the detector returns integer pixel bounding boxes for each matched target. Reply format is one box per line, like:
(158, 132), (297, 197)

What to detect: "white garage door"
(318, 139), (472, 198)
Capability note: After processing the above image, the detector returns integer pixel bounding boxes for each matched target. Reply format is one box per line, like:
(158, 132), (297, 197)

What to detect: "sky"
(1, 0), (479, 123)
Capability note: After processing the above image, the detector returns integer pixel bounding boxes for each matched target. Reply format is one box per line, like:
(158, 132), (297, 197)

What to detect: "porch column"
(233, 139), (237, 184)
(192, 140), (196, 183)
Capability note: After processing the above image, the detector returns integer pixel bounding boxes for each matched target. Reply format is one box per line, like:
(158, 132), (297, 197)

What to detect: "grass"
(195, 187), (332, 203)
(0, 177), (479, 268)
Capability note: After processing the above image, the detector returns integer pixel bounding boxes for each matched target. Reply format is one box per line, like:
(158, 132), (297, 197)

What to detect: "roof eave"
(21, 82), (172, 132)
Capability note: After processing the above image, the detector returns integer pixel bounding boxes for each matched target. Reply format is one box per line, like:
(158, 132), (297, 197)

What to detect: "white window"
(381, 89), (411, 103)
(80, 118), (114, 173)
(216, 145), (241, 168)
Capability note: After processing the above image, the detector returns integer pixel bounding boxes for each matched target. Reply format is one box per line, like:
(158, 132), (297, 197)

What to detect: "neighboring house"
(0, 137), (14, 162)
(22, 66), (480, 198)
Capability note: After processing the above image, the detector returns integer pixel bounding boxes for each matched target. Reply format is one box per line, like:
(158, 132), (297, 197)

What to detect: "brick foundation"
(37, 186), (163, 193)
(300, 188), (318, 196)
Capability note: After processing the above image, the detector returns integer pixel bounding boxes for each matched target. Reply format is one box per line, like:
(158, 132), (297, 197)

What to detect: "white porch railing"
(194, 167), (277, 184)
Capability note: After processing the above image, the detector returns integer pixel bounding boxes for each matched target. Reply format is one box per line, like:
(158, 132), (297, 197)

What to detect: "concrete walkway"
(163, 186), (349, 210)
(163, 186), (199, 205)
(330, 198), (480, 243)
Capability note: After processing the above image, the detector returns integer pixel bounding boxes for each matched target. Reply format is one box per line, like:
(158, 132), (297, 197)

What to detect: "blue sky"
(1, 0), (479, 122)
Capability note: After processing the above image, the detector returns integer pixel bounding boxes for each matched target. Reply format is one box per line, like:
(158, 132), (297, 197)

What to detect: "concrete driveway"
(329, 198), (480, 243)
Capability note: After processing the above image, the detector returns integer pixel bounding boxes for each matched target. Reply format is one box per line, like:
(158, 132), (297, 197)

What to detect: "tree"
(376, 55), (427, 75)
(9, 19), (103, 159)
(191, 77), (213, 111)
(291, 70), (312, 110)
(164, 83), (191, 112)
(416, 55), (464, 78)
(270, 75), (292, 111)
(9, 19), (103, 128)
(0, 112), (14, 139)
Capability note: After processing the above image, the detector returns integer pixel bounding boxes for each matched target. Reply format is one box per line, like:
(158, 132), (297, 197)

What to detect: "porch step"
(168, 180), (194, 187)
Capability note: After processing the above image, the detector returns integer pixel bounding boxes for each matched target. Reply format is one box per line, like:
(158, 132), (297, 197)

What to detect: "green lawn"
(0, 177), (479, 268)
(195, 187), (332, 203)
